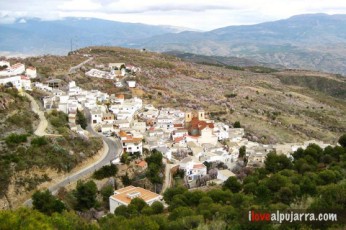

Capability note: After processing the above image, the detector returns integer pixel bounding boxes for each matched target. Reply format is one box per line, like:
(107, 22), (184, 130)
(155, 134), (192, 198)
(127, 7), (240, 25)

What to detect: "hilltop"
(21, 46), (346, 144)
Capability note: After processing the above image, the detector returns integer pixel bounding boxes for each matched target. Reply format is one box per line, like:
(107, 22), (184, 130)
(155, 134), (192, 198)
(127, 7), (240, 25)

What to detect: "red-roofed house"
(118, 131), (143, 154)
(109, 186), (162, 213)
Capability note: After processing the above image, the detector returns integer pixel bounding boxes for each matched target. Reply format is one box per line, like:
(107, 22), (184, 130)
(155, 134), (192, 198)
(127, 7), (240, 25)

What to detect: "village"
(0, 59), (332, 214)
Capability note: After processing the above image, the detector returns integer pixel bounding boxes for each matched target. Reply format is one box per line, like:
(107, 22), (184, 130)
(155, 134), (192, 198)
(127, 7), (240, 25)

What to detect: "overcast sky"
(2, 0), (346, 30)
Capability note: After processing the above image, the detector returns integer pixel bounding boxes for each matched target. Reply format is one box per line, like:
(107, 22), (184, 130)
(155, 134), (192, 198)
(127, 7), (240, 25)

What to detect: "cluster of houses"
(7, 59), (332, 214)
(37, 79), (332, 191)
(0, 60), (37, 91)
(85, 63), (139, 88)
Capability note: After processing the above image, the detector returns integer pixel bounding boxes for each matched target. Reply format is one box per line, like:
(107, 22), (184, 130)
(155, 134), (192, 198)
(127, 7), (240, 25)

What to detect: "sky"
(1, 0), (346, 30)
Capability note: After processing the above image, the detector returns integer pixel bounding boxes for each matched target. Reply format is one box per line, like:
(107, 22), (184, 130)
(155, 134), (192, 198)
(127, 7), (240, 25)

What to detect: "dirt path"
(24, 92), (49, 136)
(161, 159), (176, 194)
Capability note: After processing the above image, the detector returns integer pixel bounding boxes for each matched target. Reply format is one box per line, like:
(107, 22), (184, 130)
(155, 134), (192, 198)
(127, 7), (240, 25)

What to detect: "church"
(184, 110), (218, 145)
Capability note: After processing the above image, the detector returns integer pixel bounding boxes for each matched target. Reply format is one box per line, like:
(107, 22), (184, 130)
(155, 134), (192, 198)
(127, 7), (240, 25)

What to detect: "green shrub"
(93, 164), (118, 180)
(5, 133), (28, 146)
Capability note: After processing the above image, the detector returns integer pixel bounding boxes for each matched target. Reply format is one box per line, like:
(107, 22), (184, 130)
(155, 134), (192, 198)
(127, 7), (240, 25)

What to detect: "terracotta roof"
(174, 124), (183, 128)
(123, 138), (142, 143)
(111, 186), (160, 205)
(119, 131), (127, 137)
(11, 63), (24, 68)
(21, 75), (30, 80)
(193, 163), (206, 169)
(116, 94), (125, 99)
(190, 117), (214, 130)
(136, 160), (147, 168)
(174, 136), (184, 143)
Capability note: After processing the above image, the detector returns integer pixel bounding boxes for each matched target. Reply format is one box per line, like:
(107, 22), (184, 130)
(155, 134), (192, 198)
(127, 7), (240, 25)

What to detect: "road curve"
(24, 109), (122, 207)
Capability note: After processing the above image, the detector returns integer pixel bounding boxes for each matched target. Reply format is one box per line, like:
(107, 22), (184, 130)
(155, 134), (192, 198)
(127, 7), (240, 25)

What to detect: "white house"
(0, 63), (25, 76)
(127, 80), (136, 88)
(25, 66), (37, 78)
(109, 186), (162, 214)
(179, 157), (207, 181)
(20, 75), (32, 90)
(217, 169), (236, 182)
(155, 146), (172, 160)
(172, 129), (188, 140)
(119, 131), (143, 154)
(0, 75), (21, 89)
(214, 123), (230, 140)
(91, 109), (102, 124)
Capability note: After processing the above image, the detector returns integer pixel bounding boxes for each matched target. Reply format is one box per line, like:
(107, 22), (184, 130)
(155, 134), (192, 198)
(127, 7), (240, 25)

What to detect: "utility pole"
(70, 38), (73, 52)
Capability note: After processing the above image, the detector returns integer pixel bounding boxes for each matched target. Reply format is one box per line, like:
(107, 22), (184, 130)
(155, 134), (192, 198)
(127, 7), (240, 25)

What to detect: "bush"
(32, 190), (66, 215)
(93, 164), (118, 180)
(233, 121), (241, 128)
(338, 134), (346, 148)
(5, 133), (28, 146)
(31, 137), (48, 146)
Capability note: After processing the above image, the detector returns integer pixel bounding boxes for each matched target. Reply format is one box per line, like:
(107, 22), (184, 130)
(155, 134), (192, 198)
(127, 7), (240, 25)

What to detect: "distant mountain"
(2, 14), (346, 75)
(0, 17), (185, 55)
(137, 14), (346, 75)
(163, 51), (284, 68)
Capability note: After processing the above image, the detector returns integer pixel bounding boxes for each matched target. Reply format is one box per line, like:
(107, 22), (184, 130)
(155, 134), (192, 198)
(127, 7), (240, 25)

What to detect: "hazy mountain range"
(1, 14), (346, 74)
(0, 18), (187, 55)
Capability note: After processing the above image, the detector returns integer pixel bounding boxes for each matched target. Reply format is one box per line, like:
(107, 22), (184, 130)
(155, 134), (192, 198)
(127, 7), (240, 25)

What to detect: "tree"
(100, 185), (114, 208)
(32, 190), (65, 215)
(277, 187), (294, 205)
(223, 177), (242, 193)
(121, 173), (132, 186)
(151, 201), (164, 214)
(120, 153), (130, 164)
(76, 109), (87, 129)
(265, 151), (292, 173)
(163, 186), (187, 204)
(239, 146), (246, 158)
(338, 134), (346, 148)
(233, 121), (241, 128)
(114, 205), (129, 216)
(74, 180), (97, 210)
(128, 198), (148, 213)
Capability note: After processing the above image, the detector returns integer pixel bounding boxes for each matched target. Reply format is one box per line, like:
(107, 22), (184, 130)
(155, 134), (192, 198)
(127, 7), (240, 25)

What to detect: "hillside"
(24, 46), (346, 145)
(0, 87), (103, 209)
(137, 14), (346, 75)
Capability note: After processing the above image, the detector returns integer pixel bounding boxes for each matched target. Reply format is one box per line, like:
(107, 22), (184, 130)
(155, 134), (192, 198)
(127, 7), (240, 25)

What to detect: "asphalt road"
(24, 109), (122, 207)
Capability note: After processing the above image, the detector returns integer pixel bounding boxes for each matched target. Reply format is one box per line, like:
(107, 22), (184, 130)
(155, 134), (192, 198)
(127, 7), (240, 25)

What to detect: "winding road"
(24, 108), (122, 207)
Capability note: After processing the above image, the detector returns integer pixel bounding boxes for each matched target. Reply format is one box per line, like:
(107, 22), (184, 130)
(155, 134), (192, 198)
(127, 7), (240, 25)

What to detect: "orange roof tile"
(111, 186), (161, 205)
(174, 136), (184, 143)
(193, 163), (206, 169)
(119, 131), (127, 137)
(136, 160), (147, 168)
(123, 138), (142, 143)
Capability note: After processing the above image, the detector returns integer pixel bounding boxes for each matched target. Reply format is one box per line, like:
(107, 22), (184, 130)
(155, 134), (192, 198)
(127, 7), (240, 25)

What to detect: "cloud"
(58, 0), (102, 11)
(2, 0), (346, 30)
